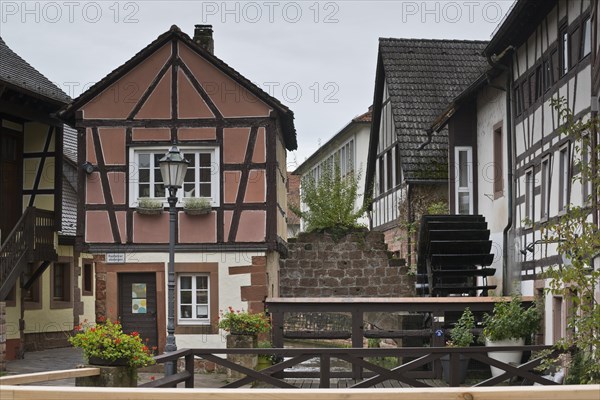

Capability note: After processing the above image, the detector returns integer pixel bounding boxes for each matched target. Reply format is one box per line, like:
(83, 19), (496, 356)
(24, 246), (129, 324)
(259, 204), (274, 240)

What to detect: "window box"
(183, 197), (212, 215)
(136, 197), (164, 215)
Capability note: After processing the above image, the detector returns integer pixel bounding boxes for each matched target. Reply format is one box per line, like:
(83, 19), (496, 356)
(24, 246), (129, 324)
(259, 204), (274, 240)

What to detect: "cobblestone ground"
(4, 347), (229, 387)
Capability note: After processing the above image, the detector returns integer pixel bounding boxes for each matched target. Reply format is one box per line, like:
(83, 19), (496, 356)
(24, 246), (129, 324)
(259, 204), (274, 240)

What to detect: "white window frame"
(128, 146), (220, 207)
(582, 17), (592, 58)
(581, 134), (592, 204)
(306, 138), (355, 184)
(558, 143), (570, 213)
(541, 155), (551, 221)
(525, 168), (534, 224)
(562, 29), (569, 76)
(177, 273), (210, 325)
(455, 146), (473, 215)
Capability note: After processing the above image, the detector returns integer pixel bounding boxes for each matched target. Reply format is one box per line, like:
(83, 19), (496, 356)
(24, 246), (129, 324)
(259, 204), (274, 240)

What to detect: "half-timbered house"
(432, 0), (598, 344)
(0, 37), (95, 364)
(59, 25), (296, 351)
(364, 39), (489, 262)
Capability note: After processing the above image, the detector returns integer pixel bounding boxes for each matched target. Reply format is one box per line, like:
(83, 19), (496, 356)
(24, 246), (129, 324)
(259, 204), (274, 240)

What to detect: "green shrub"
(447, 307), (475, 347)
(292, 161), (365, 233)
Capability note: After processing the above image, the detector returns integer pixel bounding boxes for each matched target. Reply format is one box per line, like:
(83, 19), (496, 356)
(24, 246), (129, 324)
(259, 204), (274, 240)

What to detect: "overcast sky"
(0, 0), (514, 169)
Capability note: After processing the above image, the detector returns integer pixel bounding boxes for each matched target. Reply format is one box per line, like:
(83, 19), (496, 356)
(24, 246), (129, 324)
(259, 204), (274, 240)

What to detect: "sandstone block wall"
(280, 230), (415, 297)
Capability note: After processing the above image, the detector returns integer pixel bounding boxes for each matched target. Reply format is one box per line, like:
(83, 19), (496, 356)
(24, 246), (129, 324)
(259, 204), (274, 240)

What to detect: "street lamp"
(158, 145), (189, 376)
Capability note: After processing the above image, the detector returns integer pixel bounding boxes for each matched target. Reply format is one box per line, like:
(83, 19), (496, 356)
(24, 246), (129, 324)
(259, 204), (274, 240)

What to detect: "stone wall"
(0, 302), (5, 371)
(280, 230), (415, 297)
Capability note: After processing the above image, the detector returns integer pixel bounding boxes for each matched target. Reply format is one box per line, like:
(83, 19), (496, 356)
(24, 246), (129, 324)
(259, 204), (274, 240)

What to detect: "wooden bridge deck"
(285, 378), (446, 389)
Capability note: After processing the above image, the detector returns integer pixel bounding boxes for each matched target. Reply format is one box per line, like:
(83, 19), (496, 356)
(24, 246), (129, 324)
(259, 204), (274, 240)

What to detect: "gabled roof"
(0, 36), (70, 104)
(365, 38), (489, 197)
(294, 107), (371, 175)
(484, 0), (557, 57)
(433, 0), (562, 134)
(60, 25), (297, 150)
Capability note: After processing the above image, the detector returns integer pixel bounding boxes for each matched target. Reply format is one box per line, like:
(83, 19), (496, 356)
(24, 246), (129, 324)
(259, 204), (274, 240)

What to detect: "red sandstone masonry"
(280, 230), (415, 298)
(230, 256), (268, 313)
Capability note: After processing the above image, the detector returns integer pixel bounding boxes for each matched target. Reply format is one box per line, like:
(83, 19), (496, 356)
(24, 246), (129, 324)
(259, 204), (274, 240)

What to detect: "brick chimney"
(193, 24), (214, 54)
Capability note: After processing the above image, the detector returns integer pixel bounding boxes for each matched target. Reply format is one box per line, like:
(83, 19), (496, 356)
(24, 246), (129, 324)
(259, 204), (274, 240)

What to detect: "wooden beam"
(0, 385), (598, 400)
(0, 368), (100, 386)
(266, 296), (535, 304)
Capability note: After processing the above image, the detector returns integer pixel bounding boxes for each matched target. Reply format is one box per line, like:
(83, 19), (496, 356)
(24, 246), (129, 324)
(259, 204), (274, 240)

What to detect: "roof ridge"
(379, 37), (489, 44)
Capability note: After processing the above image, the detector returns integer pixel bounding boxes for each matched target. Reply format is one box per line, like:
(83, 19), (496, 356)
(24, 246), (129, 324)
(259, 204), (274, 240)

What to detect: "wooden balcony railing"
(146, 345), (560, 389)
(0, 207), (57, 300)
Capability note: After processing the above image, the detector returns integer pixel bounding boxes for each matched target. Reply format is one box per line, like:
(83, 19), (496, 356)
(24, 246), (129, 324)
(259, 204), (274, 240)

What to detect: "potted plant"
(218, 306), (271, 337)
(136, 197), (163, 215)
(183, 197), (212, 215)
(256, 340), (276, 371)
(218, 306), (271, 379)
(441, 307), (475, 384)
(482, 295), (541, 377)
(69, 318), (156, 369)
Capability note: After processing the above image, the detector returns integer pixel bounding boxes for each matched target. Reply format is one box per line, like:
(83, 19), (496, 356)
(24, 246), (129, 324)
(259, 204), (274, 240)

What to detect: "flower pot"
(440, 354), (470, 384)
(485, 337), (525, 377)
(256, 355), (272, 371)
(88, 356), (130, 367)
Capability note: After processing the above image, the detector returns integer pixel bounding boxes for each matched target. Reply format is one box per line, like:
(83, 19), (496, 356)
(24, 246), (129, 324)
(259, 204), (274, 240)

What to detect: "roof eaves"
(484, 0), (557, 56)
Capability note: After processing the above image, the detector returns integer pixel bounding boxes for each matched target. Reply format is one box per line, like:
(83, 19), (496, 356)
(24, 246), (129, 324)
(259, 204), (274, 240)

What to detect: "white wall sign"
(106, 253), (126, 264)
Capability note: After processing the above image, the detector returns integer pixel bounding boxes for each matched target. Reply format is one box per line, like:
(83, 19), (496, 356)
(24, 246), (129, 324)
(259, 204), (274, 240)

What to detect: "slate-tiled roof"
(377, 38), (488, 181)
(62, 125), (78, 164)
(0, 36), (70, 104)
(60, 162), (78, 237)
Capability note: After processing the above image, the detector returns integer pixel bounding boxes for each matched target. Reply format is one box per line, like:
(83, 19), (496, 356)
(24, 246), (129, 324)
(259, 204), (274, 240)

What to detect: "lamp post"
(158, 145), (189, 376)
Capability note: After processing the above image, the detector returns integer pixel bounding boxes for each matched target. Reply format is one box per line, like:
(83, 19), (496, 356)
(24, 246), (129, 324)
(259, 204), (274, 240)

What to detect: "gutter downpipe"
(488, 45), (515, 296)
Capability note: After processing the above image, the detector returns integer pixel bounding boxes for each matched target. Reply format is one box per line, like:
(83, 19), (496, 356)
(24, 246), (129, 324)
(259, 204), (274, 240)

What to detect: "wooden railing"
(0, 367), (100, 385)
(266, 296), (534, 379)
(0, 207), (57, 300)
(147, 345), (559, 389)
(30, 208), (57, 261)
(1, 385), (599, 400)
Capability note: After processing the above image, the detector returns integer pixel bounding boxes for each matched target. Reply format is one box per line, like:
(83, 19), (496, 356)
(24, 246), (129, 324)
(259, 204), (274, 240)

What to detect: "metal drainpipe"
(407, 184), (412, 268)
(488, 45), (515, 296)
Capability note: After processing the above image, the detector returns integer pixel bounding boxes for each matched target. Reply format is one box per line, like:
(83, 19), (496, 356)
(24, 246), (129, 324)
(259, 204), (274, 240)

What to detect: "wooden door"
(118, 273), (158, 350)
(0, 128), (23, 241)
